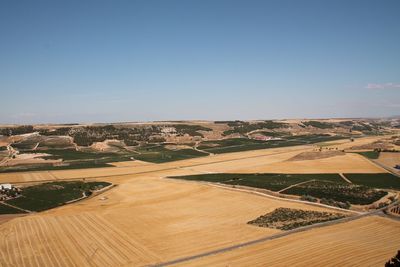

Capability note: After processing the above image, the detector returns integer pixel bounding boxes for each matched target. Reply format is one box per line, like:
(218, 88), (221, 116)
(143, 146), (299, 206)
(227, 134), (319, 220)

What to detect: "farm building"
(0, 183), (12, 190)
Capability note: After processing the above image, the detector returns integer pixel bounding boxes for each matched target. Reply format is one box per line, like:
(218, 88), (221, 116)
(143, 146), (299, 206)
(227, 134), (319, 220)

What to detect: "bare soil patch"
(287, 151), (345, 161)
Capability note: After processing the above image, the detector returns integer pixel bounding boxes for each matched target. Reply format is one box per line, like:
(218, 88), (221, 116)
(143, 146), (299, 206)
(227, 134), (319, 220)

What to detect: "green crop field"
(133, 145), (208, 163)
(351, 151), (380, 159)
(169, 173), (344, 192)
(0, 203), (27, 214)
(40, 149), (118, 160)
(198, 135), (346, 154)
(171, 173), (388, 206)
(345, 173), (400, 190)
(6, 181), (111, 212)
(302, 121), (336, 129)
(281, 180), (387, 205)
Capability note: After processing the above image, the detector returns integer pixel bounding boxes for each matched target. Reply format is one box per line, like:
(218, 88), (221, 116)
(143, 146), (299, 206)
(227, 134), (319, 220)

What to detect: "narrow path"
(32, 142), (40, 150)
(193, 142), (212, 155)
(339, 173), (352, 183)
(0, 201), (31, 213)
(278, 179), (314, 193)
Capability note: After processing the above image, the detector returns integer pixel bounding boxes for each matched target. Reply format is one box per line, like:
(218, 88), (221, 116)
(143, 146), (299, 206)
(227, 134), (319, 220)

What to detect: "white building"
(0, 184), (12, 190)
(161, 127), (176, 134)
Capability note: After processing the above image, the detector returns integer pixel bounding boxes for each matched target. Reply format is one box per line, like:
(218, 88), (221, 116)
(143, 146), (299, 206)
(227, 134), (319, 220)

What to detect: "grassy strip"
(6, 181), (111, 212)
(345, 173), (400, 190)
(0, 203), (27, 214)
(248, 208), (346, 230)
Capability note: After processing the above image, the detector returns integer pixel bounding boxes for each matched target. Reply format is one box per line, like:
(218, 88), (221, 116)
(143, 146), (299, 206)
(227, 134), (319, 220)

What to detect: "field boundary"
(339, 173), (352, 183)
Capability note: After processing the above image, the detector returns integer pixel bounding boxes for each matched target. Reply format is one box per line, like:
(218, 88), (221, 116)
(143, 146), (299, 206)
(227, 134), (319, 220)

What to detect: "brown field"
(233, 153), (385, 174)
(176, 216), (400, 267)
(375, 152), (400, 174)
(0, 172), (342, 267)
(0, 136), (398, 266)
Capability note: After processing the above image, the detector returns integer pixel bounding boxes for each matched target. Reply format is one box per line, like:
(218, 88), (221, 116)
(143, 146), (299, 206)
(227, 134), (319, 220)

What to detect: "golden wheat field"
(176, 216), (400, 267)
(0, 171), (343, 267)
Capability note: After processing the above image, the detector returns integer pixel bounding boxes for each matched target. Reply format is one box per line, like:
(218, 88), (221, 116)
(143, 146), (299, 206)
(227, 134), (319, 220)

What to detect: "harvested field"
(0, 174), (341, 266)
(175, 216), (400, 267)
(233, 153), (385, 174)
(287, 150), (345, 161)
(375, 152), (400, 174)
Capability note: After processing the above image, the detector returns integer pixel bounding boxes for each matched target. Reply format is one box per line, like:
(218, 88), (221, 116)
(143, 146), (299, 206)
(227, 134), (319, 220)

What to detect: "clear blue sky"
(1, 0), (399, 124)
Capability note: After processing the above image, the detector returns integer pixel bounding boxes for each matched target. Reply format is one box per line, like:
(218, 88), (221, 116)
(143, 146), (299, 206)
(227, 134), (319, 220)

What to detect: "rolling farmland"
(0, 135), (399, 266)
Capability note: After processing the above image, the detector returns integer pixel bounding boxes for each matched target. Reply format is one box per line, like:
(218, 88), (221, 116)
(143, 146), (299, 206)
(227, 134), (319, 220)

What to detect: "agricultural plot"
(248, 208), (346, 230)
(176, 216), (400, 267)
(6, 181), (111, 212)
(302, 120), (335, 129)
(281, 180), (387, 205)
(345, 173), (400, 190)
(351, 150), (380, 159)
(222, 120), (288, 136)
(0, 160), (114, 173)
(198, 135), (346, 154)
(234, 152), (384, 174)
(0, 174), (337, 267)
(169, 173), (344, 192)
(0, 203), (26, 214)
(172, 173), (388, 206)
(133, 145), (208, 163)
(40, 149), (118, 161)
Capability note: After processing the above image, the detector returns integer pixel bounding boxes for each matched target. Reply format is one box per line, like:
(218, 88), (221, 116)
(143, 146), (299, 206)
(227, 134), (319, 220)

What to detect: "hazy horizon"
(1, 0), (399, 124)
